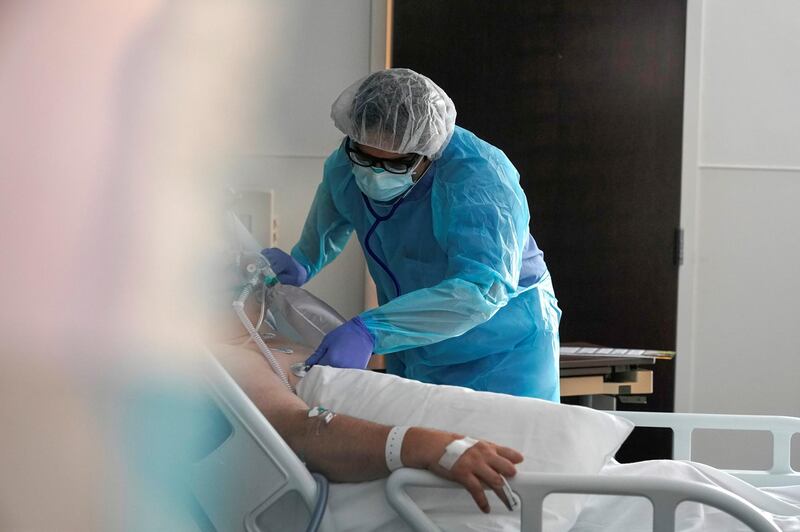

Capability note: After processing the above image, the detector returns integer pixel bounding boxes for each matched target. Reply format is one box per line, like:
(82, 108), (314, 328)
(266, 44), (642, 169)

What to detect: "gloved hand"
(306, 316), (375, 369)
(261, 247), (308, 286)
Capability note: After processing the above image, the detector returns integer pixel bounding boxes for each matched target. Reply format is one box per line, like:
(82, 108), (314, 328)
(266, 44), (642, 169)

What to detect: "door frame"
(675, 0), (705, 413)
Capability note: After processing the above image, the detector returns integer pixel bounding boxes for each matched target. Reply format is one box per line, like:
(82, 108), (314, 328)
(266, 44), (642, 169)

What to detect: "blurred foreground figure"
(0, 1), (270, 529)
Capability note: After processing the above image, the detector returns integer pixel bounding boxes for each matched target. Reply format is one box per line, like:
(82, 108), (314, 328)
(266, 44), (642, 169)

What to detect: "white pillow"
(297, 366), (633, 532)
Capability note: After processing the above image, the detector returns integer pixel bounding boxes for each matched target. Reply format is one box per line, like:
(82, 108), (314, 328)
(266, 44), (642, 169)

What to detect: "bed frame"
(386, 411), (800, 532)
(191, 352), (335, 532)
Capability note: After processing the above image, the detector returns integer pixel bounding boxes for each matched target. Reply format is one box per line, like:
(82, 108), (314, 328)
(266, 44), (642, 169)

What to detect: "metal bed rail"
(613, 411), (800, 486)
(386, 468), (782, 532)
(196, 353), (334, 532)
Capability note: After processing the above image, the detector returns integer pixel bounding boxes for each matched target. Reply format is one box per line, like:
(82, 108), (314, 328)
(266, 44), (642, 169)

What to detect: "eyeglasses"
(345, 138), (422, 174)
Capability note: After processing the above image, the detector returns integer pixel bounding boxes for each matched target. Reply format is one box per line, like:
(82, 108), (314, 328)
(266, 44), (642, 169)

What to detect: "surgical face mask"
(352, 158), (423, 202)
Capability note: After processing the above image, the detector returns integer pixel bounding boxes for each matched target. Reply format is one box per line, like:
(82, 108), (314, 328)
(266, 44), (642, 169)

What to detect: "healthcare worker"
(263, 68), (561, 400)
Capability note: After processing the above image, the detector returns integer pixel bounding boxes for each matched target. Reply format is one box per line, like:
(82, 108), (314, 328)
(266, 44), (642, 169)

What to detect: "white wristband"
(385, 426), (411, 472)
(438, 437), (479, 470)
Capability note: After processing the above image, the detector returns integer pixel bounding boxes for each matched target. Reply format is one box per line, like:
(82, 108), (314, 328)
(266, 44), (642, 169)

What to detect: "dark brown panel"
(394, 0), (686, 460)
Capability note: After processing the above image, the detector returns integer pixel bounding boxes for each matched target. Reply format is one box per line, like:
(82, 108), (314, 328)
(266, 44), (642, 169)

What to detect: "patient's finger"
(495, 445), (524, 464)
(476, 464), (513, 511)
(305, 346), (326, 366)
(461, 474), (490, 513)
(488, 454), (517, 478)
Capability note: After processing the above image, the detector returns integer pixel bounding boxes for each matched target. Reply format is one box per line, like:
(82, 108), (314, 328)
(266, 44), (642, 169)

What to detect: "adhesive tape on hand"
(438, 437), (478, 470)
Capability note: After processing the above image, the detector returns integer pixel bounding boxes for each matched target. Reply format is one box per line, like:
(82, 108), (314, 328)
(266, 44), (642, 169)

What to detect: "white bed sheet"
(324, 461), (800, 532)
(570, 460), (800, 532)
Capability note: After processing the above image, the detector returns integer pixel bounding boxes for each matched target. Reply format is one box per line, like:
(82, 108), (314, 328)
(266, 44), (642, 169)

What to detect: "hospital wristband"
(438, 436), (479, 470)
(385, 426), (411, 472)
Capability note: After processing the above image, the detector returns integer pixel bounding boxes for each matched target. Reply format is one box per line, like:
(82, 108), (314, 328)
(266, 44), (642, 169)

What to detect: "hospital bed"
(387, 412), (800, 532)
(201, 212), (798, 531)
(191, 351), (799, 532)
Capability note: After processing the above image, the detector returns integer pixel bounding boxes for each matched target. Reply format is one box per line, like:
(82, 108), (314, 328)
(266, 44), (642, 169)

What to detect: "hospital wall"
(225, 0), (379, 319)
(676, 0), (800, 469)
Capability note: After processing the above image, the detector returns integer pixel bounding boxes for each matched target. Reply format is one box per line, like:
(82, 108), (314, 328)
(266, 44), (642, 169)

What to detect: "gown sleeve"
(290, 164), (354, 281)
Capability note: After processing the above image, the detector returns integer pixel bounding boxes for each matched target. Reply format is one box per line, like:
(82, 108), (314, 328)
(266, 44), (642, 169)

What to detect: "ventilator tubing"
(234, 281), (292, 392)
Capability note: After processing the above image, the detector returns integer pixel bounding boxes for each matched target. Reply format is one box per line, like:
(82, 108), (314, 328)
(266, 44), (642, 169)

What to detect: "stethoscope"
(360, 162), (431, 299)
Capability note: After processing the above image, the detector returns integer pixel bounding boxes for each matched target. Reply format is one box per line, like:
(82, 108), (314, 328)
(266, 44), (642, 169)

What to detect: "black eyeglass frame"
(344, 138), (423, 174)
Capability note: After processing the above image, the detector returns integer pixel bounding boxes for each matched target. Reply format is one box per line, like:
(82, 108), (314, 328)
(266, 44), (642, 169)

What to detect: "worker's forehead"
(352, 142), (411, 160)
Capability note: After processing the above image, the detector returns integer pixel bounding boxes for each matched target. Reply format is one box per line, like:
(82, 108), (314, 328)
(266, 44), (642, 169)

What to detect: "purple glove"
(261, 247), (308, 286)
(306, 316), (375, 369)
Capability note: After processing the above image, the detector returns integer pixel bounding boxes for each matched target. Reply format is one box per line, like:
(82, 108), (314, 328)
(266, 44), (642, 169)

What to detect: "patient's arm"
(213, 338), (523, 513)
(213, 340), (391, 480)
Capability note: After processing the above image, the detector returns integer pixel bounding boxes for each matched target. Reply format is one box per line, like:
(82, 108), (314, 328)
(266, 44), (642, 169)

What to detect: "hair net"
(330, 68), (457, 160)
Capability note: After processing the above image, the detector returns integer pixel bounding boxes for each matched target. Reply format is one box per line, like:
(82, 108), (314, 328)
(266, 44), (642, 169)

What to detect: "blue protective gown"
(291, 126), (562, 400)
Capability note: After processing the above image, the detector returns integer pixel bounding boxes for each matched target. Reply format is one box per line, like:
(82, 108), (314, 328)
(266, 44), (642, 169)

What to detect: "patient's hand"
(402, 428), (524, 513)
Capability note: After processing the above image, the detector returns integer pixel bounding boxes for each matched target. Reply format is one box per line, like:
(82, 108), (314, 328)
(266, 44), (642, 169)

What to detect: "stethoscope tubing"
(357, 161), (431, 300)
(362, 192), (406, 298)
